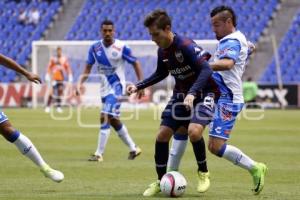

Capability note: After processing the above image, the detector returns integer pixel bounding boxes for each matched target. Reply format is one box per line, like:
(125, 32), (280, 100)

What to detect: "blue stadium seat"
(66, 0), (280, 42)
(260, 11), (300, 84)
(0, 0), (62, 82)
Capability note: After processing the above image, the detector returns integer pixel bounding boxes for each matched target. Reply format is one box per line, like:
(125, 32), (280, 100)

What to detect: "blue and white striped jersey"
(87, 39), (137, 97)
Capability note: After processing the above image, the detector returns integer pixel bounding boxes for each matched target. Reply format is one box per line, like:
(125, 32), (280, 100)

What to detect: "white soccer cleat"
(41, 165), (64, 183)
(56, 107), (63, 113)
(44, 107), (50, 113)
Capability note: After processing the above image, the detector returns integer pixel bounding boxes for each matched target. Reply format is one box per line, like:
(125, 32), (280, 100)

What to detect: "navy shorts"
(160, 93), (216, 132)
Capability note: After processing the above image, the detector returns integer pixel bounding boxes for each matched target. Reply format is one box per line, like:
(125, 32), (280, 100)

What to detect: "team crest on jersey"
(175, 50), (184, 63)
(112, 51), (118, 57)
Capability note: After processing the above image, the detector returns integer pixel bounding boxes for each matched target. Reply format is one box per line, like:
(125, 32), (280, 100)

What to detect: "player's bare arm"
(126, 84), (138, 95)
(209, 58), (235, 71)
(76, 64), (92, 95)
(132, 61), (145, 98)
(0, 53), (41, 84)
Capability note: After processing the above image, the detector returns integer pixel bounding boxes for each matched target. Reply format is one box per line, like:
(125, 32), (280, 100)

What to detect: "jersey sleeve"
(86, 45), (95, 65)
(181, 42), (213, 95)
(122, 45), (137, 64)
(218, 39), (241, 62)
(136, 50), (169, 90)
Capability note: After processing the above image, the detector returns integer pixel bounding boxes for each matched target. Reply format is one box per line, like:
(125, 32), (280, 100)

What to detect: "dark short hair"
(143, 9), (171, 29)
(101, 20), (114, 28)
(210, 5), (237, 27)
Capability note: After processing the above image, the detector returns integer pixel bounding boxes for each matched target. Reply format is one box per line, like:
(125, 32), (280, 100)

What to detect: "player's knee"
(208, 142), (219, 155)
(110, 117), (122, 130)
(100, 114), (110, 124)
(188, 124), (204, 142)
(156, 127), (173, 142)
(208, 140), (225, 156)
(0, 123), (17, 142)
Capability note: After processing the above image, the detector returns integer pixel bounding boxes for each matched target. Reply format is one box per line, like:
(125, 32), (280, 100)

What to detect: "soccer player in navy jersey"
(127, 9), (220, 196)
(77, 20), (144, 162)
(0, 53), (64, 183)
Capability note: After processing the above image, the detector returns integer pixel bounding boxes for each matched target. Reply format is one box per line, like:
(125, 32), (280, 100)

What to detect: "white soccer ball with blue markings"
(160, 171), (187, 197)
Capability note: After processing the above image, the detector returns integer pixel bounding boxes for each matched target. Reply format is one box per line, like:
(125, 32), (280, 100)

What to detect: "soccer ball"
(160, 171), (187, 197)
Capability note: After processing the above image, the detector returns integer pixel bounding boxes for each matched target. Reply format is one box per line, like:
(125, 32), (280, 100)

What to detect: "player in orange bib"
(45, 47), (73, 113)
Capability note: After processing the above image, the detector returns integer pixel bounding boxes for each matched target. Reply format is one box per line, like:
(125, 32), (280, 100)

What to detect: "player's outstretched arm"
(126, 84), (138, 95)
(209, 58), (235, 71)
(76, 64), (92, 95)
(0, 53), (41, 84)
(132, 61), (145, 99)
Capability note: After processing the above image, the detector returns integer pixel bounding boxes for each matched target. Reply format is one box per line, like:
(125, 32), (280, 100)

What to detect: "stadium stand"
(64, 0), (280, 83)
(66, 0), (279, 42)
(0, 0), (62, 82)
(260, 11), (300, 83)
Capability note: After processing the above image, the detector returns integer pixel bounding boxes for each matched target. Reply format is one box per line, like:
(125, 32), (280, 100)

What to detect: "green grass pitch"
(0, 108), (299, 200)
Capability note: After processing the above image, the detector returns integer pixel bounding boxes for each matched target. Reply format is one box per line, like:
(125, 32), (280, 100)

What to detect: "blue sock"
(217, 143), (227, 157)
(6, 130), (20, 143)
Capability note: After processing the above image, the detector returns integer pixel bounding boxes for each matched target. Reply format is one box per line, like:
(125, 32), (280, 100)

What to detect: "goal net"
(31, 40), (218, 108)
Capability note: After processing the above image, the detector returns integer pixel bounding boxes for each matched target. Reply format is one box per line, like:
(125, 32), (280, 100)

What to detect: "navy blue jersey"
(136, 34), (219, 98)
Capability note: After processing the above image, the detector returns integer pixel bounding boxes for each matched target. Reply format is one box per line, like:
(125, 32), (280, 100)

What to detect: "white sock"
(167, 134), (188, 171)
(14, 133), (47, 167)
(95, 127), (111, 155)
(116, 124), (136, 152)
(222, 144), (256, 171)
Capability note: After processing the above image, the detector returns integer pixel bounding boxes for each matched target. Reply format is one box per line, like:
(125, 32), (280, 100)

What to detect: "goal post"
(31, 40), (218, 108)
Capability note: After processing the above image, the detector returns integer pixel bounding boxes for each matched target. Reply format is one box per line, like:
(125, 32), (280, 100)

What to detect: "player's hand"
(136, 89), (145, 99)
(126, 84), (138, 95)
(26, 72), (41, 84)
(247, 41), (255, 55)
(183, 94), (195, 110)
(75, 84), (83, 96)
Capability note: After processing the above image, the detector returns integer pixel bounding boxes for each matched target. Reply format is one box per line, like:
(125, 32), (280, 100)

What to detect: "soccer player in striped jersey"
(167, 5), (267, 195)
(77, 20), (144, 162)
(208, 6), (267, 195)
(0, 53), (64, 183)
(127, 10), (220, 197)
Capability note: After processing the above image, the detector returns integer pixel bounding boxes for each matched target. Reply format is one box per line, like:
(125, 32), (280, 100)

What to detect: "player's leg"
(45, 85), (53, 113)
(0, 114), (63, 182)
(167, 126), (188, 172)
(56, 82), (64, 113)
(89, 113), (110, 162)
(188, 96), (216, 193)
(110, 117), (141, 160)
(144, 97), (185, 197)
(208, 102), (267, 194)
(188, 122), (210, 193)
(143, 125), (174, 197)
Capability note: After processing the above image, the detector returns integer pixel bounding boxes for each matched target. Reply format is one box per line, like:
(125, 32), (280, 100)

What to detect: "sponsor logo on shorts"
(221, 105), (232, 121)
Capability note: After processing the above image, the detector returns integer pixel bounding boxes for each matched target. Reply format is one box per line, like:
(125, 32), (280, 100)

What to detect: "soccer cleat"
(45, 107), (50, 113)
(56, 107), (63, 113)
(250, 162), (268, 195)
(128, 146), (142, 160)
(143, 180), (161, 197)
(40, 165), (64, 183)
(197, 171), (210, 193)
(88, 154), (103, 162)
